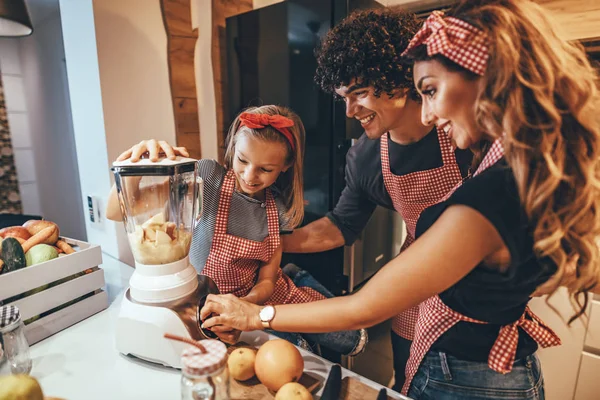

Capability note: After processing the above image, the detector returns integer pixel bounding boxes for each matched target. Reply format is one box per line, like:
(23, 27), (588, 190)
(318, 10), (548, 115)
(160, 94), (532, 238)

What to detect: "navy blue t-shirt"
(327, 128), (472, 245)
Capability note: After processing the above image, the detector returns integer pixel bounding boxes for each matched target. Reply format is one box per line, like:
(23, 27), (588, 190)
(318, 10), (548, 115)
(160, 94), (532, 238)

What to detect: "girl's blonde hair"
(224, 105), (305, 228)
(447, 0), (600, 321)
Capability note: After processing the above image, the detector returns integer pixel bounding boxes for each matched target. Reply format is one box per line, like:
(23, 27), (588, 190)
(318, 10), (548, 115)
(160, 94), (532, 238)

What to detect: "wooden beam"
(160, 0), (201, 159)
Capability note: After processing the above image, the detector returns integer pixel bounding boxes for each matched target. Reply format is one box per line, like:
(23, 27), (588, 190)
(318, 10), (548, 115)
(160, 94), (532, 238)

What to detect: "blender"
(111, 156), (219, 368)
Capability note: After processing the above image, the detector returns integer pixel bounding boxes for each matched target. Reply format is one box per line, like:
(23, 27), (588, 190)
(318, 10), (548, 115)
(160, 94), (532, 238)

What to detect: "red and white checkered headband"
(402, 10), (490, 76)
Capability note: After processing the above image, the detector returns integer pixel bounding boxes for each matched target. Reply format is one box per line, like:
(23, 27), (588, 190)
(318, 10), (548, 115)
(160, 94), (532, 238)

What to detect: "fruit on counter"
(25, 244), (59, 267)
(0, 220), (77, 274)
(255, 339), (305, 392)
(0, 226), (32, 241)
(228, 347), (257, 381)
(275, 382), (313, 400)
(22, 220), (59, 245)
(1, 237), (27, 274)
(0, 374), (44, 400)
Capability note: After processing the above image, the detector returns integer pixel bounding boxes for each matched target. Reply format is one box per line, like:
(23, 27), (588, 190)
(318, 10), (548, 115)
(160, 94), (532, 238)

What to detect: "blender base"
(116, 292), (190, 368)
(116, 275), (219, 368)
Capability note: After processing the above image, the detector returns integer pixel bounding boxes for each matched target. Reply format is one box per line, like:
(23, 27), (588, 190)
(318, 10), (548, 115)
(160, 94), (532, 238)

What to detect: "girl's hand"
(213, 329), (242, 345)
(200, 294), (263, 332)
(117, 139), (190, 162)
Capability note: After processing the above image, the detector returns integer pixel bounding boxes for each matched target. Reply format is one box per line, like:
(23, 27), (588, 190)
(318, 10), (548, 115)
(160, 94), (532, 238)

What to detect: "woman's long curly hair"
(314, 6), (422, 100)
(411, 0), (600, 322)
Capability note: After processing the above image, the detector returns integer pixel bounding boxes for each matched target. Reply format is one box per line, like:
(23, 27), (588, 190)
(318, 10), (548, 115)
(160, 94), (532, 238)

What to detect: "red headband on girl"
(402, 10), (490, 76)
(238, 112), (296, 151)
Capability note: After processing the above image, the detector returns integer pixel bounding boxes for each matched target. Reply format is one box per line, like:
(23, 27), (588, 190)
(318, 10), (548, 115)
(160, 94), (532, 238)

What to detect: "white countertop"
(29, 253), (409, 400)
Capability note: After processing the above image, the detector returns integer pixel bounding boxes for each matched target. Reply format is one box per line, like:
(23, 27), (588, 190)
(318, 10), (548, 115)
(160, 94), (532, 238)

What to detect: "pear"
(0, 374), (44, 400)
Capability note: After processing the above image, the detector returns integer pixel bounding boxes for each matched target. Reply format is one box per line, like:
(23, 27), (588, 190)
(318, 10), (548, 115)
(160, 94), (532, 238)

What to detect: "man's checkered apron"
(401, 140), (561, 395)
(380, 127), (463, 340)
(202, 170), (325, 304)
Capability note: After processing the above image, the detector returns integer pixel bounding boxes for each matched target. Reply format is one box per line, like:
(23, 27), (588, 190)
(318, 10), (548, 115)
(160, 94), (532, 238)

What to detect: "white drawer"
(574, 352), (600, 400)
(584, 300), (600, 351)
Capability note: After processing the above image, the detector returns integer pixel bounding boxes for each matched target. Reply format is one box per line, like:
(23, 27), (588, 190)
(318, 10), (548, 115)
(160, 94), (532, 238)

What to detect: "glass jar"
(180, 339), (229, 400)
(0, 305), (32, 374)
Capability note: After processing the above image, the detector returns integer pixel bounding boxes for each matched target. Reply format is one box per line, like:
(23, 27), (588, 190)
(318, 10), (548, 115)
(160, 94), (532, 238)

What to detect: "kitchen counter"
(30, 253), (409, 400)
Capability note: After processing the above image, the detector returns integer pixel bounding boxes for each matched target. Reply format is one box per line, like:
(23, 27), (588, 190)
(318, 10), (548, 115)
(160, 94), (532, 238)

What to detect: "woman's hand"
(117, 139), (190, 162)
(200, 294), (263, 332)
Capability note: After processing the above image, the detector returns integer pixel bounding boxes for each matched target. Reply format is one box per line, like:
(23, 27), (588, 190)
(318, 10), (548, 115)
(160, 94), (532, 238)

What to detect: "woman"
(201, 1), (600, 398)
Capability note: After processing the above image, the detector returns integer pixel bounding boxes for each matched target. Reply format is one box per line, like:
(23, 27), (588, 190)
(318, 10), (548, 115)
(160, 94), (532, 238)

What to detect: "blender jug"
(112, 157), (202, 303)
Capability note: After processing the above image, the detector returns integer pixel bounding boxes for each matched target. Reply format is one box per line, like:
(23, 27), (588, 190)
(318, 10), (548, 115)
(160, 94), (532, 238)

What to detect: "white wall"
(0, 12), (86, 241)
(18, 10), (86, 240)
(192, 0), (219, 161)
(0, 38), (42, 217)
(59, 0), (118, 258)
(92, 0), (177, 165)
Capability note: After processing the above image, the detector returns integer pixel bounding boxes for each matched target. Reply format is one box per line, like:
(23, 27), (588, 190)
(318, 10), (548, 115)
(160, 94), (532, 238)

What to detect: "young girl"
(107, 105), (366, 356)
(200, 1), (600, 398)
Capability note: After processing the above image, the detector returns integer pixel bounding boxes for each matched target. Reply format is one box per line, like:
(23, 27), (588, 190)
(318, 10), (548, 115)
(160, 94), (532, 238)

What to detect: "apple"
(0, 226), (32, 241)
(23, 220), (59, 244)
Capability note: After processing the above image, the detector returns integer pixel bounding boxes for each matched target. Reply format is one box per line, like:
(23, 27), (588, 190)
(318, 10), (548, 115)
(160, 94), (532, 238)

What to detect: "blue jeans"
(267, 264), (363, 356)
(408, 350), (545, 400)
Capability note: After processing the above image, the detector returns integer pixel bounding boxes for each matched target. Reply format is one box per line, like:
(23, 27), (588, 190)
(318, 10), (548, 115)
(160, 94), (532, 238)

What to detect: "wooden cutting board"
(340, 376), (395, 400)
(228, 343), (320, 400)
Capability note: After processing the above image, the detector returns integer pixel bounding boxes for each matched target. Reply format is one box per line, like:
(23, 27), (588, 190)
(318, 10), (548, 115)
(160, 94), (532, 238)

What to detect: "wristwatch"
(259, 305), (276, 329)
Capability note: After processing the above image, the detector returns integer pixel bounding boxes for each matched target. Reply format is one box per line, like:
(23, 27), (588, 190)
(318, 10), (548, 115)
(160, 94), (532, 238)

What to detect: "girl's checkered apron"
(202, 170), (325, 304)
(380, 128), (463, 340)
(401, 140), (561, 395)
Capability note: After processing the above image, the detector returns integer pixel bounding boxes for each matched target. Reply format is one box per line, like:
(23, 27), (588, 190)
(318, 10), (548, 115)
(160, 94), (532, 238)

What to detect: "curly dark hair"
(314, 7), (422, 101)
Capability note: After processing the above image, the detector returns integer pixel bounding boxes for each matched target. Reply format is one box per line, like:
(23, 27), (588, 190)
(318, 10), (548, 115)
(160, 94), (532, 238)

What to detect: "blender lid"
(112, 156), (198, 176)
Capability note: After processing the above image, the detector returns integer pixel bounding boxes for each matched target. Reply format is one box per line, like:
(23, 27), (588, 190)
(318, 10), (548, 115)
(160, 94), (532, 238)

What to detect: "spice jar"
(180, 339), (229, 400)
(0, 305), (32, 374)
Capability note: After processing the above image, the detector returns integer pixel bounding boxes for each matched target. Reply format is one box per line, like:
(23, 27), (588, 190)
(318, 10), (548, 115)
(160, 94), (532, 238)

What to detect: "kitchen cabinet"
(536, 0), (600, 41)
(584, 299), (600, 350)
(574, 352), (600, 400)
(529, 289), (590, 400)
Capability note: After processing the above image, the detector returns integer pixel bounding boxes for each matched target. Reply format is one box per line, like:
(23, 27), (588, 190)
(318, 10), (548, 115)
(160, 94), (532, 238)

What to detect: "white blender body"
(111, 157), (218, 368)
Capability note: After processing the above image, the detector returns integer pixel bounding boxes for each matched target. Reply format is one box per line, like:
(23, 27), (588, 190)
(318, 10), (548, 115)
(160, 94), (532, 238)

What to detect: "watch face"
(260, 306), (275, 321)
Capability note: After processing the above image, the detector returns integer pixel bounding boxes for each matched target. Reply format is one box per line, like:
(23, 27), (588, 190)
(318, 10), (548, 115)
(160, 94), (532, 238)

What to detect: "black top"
(416, 159), (556, 361)
(327, 128), (473, 245)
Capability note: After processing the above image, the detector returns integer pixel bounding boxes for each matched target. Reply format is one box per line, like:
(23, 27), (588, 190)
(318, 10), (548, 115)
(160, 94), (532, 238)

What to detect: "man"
(282, 7), (473, 391)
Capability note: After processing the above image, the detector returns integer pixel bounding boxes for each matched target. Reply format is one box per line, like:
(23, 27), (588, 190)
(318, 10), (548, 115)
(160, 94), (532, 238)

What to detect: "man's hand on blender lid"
(200, 294), (264, 332)
(117, 139), (190, 162)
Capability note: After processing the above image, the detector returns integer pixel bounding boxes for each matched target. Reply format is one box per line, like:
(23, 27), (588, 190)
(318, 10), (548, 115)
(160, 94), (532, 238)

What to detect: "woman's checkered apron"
(381, 128), (463, 340)
(202, 170), (325, 303)
(401, 140), (561, 395)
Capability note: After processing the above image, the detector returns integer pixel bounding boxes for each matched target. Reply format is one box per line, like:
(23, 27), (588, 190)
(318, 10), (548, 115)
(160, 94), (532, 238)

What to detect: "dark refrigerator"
(226, 0), (394, 297)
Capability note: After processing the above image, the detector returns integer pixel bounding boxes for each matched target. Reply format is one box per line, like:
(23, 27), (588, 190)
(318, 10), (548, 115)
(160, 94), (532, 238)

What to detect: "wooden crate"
(0, 238), (108, 344)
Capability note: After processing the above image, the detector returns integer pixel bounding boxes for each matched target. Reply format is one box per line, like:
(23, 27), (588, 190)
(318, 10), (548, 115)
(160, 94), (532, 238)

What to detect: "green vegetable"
(0, 237), (27, 274)
(25, 244), (58, 266)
